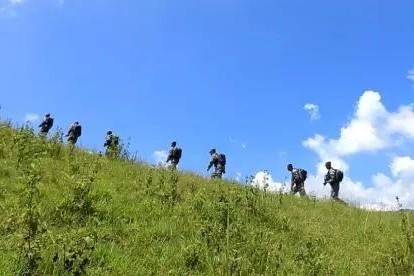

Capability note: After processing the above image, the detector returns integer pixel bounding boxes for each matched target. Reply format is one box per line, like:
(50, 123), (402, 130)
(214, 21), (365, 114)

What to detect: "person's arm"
(207, 157), (215, 171)
(39, 120), (45, 128)
(66, 126), (72, 137)
(166, 149), (173, 163)
(292, 172), (298, 184)
(104, 138), (109, 147)
(324, 170), (333, 185)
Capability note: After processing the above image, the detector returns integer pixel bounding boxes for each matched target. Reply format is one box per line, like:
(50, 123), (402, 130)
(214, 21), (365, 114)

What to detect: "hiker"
(287, 164), (307, 197)
(103, 130), (120, 157)
(66, 121), (82, 145)
(207, 149), (226, 179)
(166, 141), (182, 170)
(38, 113), (54, 135)
(323, 161), (344, 201)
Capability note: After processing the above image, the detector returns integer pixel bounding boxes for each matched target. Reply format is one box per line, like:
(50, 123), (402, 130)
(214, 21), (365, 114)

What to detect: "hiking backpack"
(335, 169), (344, 183)
(219, 153), (226, 166)
(173, 147), (182, 159)
(74, 125), (82, 137)
(299, 169), (308, 181)
(46, 118), (54, 130)
(113, 135), (119, 146)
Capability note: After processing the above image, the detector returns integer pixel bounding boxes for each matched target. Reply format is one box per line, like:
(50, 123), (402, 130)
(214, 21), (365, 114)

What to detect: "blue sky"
(1, 0), (414, 207)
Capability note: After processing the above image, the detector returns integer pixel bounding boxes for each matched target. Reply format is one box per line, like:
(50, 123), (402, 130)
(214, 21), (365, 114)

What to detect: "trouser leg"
(330, 182), (340, 199)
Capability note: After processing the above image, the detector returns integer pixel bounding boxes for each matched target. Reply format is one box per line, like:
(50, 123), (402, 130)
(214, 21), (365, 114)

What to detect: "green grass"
(0, 122), (413, 275)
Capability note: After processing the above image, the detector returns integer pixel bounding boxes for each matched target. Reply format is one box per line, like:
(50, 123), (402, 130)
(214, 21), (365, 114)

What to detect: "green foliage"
(49, 231), (97, 275)
(15, 126), (45, 275)
(384, 213), (414, 274)
(55, 158), (100, 225)
(0, 123), (411, 275)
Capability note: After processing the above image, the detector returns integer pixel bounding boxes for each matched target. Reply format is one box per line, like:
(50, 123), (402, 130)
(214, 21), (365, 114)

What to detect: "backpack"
(172, 147), (182, 159)
(335, 169), (344, 183)
(47, 118), (54, 129)
(219, 153), (226, 166)
(299, 169), (308, 181)
(112, 135), (119, 146)
(74, 125), (82, 137)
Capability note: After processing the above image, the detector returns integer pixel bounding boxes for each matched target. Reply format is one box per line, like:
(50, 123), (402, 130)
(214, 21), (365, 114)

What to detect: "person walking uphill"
(287, 164), (307, 197)
(207, 149), (226, 179)
(324, 161), (344, 201)
(66, 121), (82, 145)
(104, 130), (120, 157)
(166, 141), (182, 170)
(38, 113), (54, 135)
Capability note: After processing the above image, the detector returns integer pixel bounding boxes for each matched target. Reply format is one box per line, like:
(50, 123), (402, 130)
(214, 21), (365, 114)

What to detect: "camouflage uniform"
(324, 168), (340, 200)
(67, 123), (81, 145)
(166, 146), (181, 170)
(104, 134), (113, 148)
(208, 153), (225, 179)
(291, 168), (306, 197)
(38, 115), (54, 135)
(104, 133), (120, 157)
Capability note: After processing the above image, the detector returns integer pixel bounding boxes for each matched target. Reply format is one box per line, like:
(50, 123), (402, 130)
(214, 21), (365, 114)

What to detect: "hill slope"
(0, 123), (413, 275)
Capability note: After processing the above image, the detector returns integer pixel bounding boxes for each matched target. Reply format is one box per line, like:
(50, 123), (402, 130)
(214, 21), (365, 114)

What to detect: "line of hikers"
(287, 162), (344, 201)
(39, 113), (82, 145)
(166, 142), (226, 179)
(38, 113), (344, 200)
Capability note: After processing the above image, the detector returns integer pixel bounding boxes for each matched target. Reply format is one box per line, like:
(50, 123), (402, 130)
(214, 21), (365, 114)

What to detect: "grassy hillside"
(0, 123), (413, 275)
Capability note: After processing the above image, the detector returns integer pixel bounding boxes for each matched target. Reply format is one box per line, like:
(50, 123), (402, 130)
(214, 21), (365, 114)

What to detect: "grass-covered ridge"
(0, 122), (413, 275)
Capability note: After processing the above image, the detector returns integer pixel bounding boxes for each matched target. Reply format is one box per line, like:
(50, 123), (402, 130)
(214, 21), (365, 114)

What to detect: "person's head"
(74, 121), (79, 125)
(209, 148), (216, 155)
(45, 113), (50, 118)
(325, 161), (332, 170)
(107, 131), (113, 135)
(287, 164), (293, 171)
(171, 141), (177, 147)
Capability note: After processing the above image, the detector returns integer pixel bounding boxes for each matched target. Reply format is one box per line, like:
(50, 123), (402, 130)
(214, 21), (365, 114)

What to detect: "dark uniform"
(207, 149), (225, 179)
(38, 114), (54, 135)
(66, 122), (82, 145)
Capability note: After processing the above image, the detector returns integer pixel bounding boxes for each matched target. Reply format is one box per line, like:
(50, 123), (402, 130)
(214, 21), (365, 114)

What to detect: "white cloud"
(252, 171), (288, 193)
(304, 91), (414, 158)
(301, 90), (414, 210)
(390, 156), (414, 178)
(340, 172), (413, 210)
(408, 69), (414, 82)
(1, 0), (63, 16)
(304, 103), (320, 121)
(252, 167), (411, 211)
(387, 105), (414, 138)
(24, 113), (40, 123)
(9, 0), (24, 5)
(235, 172), (242, 182)
(1, 0), (25, 16)
(153, 150), (168, 166)
(248, 91), (414, 210)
